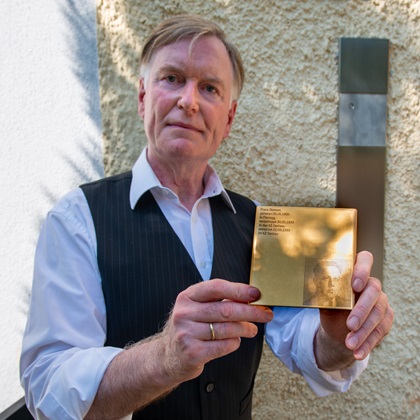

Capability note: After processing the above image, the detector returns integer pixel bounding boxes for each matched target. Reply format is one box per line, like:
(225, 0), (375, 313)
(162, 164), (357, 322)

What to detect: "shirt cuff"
(295, 310), (369, 396)
(34, 347), (123, 419)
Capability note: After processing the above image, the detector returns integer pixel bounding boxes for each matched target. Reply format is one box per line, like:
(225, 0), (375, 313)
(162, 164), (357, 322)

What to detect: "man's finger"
(347, 305), (394, 360)
(184, 278), (261, 303)
(173, 297), (273, 324)
(347, 277), (382, 331)
(352, 251), (373, 292)
(201, 321), (259, 341)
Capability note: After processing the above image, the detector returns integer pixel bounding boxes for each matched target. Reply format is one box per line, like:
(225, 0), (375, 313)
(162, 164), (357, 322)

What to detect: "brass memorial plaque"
(249, 206), (357, 309)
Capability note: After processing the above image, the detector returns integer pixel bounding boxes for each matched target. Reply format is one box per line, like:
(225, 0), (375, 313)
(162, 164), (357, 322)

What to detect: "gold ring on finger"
(209, 322), (216, 340)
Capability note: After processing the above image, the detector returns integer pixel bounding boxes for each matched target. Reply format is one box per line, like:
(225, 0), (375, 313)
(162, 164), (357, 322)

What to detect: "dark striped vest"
(81, 172), (264, 420)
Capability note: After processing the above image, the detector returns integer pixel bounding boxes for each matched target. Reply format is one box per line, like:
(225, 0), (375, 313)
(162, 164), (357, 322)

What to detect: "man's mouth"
(168, 121), (201, 132)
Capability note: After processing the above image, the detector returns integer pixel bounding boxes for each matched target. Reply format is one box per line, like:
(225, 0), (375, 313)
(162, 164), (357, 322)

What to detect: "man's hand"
(316, 251), (394, 371)
(161, 279), (274, 382)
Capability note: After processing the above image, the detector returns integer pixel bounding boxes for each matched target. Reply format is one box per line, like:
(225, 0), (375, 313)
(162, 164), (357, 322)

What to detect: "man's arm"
(20, 190), (122, 419)
(314, 251), (394, 371)
(265, 251), (392, 396)
(86, 280), (273, 419)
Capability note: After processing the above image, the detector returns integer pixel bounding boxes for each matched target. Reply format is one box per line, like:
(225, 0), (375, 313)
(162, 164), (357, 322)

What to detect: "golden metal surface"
(249, 207), (357, 309)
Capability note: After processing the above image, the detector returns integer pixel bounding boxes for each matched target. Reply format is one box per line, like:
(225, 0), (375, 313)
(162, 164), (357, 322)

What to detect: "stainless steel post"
(337, 38), (389, 280)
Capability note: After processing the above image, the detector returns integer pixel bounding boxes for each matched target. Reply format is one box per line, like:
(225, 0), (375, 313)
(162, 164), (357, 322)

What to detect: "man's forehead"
(149, 36), (230, 68)
(145, 39), (233, 90)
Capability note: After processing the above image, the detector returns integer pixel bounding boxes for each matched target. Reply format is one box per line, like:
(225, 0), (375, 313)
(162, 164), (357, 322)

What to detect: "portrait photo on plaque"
(302, 258), (353, 309)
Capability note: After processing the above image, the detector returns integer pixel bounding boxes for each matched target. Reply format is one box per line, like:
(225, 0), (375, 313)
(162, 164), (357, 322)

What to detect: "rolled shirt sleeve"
(265, 306), (369, 396)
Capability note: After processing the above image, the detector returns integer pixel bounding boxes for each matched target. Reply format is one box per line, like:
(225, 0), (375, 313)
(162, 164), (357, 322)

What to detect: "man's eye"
(165, 75), (177, 83)
(204, 85), (217, 93)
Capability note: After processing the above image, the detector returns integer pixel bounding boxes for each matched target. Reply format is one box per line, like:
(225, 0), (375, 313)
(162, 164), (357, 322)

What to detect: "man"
(20, 15), (393, 419)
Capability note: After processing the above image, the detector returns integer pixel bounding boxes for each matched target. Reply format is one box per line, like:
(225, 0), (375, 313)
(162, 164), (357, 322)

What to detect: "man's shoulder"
(226, 189), (256, 209)
(224, 188), (253, 202)
(80, 171), (133, 208)
(80, 171), (132, 189)
(221, 189), (256, 220)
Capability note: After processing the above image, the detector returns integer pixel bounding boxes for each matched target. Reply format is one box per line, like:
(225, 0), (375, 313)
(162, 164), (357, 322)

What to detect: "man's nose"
(177, 82), (199, 112)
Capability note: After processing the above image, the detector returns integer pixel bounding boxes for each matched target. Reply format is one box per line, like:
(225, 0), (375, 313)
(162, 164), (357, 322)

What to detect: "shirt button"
(200, 261), (207, 269)
(206, 383), (215, 393)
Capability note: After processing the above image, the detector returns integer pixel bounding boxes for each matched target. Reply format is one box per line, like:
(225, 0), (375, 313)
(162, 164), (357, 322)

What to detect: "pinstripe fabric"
(81, 172), (264, 420)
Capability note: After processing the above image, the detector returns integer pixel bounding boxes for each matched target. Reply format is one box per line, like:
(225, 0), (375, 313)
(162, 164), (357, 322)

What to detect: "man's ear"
(138, 78), (146, 119)
(223, 100), (238, 139)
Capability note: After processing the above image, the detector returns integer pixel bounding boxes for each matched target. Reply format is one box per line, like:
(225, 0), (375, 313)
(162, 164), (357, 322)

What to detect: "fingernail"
(347, 316), (359, 330)
(261, 307), (273, 321)
(347, 335), (358, 349)
(353, 278), (363, 292)
(248, 287), (260, 299)
(354, 348), (365, 359)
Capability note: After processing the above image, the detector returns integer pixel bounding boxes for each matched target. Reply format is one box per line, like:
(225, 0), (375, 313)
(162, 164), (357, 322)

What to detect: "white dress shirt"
(20, 148), (368, 419)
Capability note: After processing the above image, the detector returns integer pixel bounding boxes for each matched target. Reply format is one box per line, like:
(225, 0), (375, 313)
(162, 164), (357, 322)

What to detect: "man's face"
(138, 36), (237, 169)
(313, 264), (341, 296)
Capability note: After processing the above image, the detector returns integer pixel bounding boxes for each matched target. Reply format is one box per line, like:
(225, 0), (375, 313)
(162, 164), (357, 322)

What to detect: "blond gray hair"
(140, 15), (244, 100)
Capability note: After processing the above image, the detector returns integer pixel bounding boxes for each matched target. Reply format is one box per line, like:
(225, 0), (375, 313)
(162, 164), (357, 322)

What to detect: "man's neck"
(147, 152), (208, 212)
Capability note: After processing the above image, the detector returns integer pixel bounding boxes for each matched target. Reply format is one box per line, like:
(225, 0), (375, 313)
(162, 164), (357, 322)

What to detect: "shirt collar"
(129, 148), (236, 213)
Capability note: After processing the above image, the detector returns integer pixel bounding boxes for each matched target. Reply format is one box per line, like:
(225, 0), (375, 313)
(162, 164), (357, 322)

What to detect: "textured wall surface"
(96, 0), (419, 418)
(0, 0), (103, 413)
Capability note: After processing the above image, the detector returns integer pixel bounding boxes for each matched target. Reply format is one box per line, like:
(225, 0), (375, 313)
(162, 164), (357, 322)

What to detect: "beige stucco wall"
(96, 1), (419, 418)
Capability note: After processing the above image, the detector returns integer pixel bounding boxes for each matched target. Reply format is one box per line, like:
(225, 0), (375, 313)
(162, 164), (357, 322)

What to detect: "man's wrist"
(314, 326), (355, 372)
